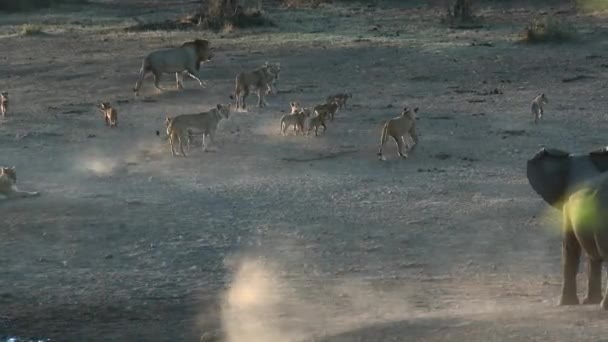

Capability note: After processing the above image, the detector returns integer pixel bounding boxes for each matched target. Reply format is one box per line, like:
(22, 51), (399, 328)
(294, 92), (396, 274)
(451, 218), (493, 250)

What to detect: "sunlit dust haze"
(208, 252), (543, 342)
(77, 155), (119, 176)
(216, 257), (417, 342)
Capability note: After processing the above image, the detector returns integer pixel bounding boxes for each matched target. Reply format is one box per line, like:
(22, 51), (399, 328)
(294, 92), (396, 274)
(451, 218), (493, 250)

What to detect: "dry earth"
(2, 0), (608, 341)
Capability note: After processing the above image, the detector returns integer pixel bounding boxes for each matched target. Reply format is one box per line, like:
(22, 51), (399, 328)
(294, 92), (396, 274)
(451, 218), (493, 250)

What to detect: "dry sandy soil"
(2, 0), (608, 341)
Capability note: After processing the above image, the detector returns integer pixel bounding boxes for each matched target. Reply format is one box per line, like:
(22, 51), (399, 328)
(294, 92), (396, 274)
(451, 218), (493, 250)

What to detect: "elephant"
(527, 146), (608, 307)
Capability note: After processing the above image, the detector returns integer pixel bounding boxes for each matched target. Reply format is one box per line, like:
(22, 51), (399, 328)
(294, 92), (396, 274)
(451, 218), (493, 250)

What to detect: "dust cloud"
(205, 250), (550, 342)
(211, 254), (411, 342)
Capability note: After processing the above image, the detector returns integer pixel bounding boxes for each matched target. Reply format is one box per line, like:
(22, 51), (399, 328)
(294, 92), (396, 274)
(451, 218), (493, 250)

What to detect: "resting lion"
(133, 39), (213, 95)
(232, 62), (281, 111)
(0, 166), (39, 200)
(377, 107), (419, 160)
(164, 104), (231, 157)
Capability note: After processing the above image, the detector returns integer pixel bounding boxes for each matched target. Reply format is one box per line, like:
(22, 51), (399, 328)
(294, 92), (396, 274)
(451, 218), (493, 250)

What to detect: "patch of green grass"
(576, 0), (608, 12)
(20, 24), (45, 36)
(521, 17), (575, 44)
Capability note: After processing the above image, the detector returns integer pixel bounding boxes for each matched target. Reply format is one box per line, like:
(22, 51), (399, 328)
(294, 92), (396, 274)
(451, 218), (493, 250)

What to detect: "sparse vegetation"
(443, 0), (482, 29)
(20, 24), (45, 36)
(280, 0), (332, 8)
(126, 0), (274, 32)
(198, 0), (275, 31)
(0, 0), (86, 12)
(522, 16), (575, 44)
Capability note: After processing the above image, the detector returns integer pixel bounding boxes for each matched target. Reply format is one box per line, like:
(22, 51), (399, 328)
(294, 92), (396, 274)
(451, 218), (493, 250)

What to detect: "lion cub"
(0, 166), (40, 200)
(377, 107), (419, 160)
(308, 111), (327, 136)
(531, 93), (548, 124)
(280, 102), (311, 135)
(326, 92), (352, 110)
(99, 102), (118, 127)
(1, 92), (8, 117)
(313, 101), (339, 122)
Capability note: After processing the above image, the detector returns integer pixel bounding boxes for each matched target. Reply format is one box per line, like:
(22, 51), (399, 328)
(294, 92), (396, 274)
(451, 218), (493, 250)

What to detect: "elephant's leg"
(583, 259), (603, 304)
(602, 270), (608, 310)
(560, 206), (581, 306)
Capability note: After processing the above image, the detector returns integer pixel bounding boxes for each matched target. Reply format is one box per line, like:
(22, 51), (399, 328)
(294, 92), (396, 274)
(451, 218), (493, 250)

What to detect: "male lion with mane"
(133, 39), (213, 95)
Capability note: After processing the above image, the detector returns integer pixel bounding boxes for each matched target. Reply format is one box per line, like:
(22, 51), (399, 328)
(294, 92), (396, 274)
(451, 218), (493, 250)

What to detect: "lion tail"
(377, 122), (389, 156)
(280, 116), (286, 133)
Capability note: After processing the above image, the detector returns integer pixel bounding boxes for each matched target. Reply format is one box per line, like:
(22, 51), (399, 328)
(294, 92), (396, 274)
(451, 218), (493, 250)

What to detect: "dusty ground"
(2, 0), (608, 341)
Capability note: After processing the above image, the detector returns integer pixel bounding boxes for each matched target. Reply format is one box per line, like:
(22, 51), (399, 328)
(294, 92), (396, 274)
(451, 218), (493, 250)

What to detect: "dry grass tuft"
(442, 0), (483, 29)
(20, 24), (45, 36)
(521, 16), (575, 44)
(280, 0), (332, 8)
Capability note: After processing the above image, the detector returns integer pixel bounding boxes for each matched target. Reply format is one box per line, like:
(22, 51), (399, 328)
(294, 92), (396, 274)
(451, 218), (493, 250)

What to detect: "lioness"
(377, 107), (419, 160)
(0, 166), (40, 200)
(99, 102), (118, 127)
(326, 92), (352, 110)
(313, 101), (339, 122)
(232, 62), (281, 111)
(165, 104), (231, 157)
(133, 39), (213, 95)
(280, 102), (310, 135)
(531, 93), (548, 124)
(1, 92), (8, 117)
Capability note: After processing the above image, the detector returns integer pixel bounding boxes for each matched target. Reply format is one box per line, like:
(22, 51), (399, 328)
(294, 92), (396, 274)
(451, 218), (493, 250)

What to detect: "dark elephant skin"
(526, 146), (608, 308)
(561, 172), (608, 308)
(526, 147), (608, 209)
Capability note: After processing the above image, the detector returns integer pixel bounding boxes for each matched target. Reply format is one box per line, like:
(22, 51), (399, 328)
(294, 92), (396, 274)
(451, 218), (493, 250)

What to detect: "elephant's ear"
(589, 146), (608, 172)
(527, 147), (571, 209)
